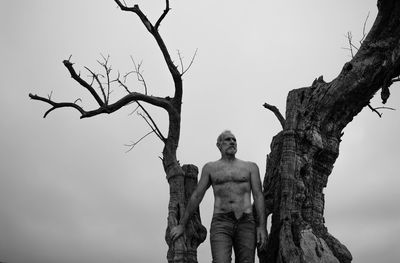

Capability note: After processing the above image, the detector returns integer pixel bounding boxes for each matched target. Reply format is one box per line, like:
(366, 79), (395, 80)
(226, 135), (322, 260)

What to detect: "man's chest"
(210, 167), (251, 185)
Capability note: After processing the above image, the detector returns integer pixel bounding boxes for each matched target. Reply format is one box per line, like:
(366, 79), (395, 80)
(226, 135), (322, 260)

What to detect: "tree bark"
(261, 1), (400, 262)
(165, 164), (207, 263)
(163, 109), (207, 263)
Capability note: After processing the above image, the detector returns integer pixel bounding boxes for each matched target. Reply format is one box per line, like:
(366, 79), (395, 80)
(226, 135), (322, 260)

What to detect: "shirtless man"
(170, 130), (267, 263)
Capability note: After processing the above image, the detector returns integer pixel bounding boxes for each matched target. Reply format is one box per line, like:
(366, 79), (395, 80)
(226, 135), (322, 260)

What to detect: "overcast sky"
(1, 0), (399, 262)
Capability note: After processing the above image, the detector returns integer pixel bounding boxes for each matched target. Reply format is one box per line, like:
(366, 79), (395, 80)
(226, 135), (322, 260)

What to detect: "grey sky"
(1, 0), (399, 262)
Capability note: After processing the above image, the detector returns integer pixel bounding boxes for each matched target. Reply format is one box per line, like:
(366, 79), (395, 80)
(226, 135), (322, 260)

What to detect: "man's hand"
(256, 226), (267, 250)
(170, 224), (185, 241)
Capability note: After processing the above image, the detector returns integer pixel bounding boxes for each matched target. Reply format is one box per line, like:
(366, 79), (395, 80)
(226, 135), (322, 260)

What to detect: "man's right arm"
(170, 163), (212, 241)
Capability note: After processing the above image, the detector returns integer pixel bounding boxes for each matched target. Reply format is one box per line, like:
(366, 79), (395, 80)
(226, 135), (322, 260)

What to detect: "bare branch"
(116, 75), (131, 94)
(375, 106), (396, 111)
(130, 56), (148, 94)
(63, 60), (104, 107)
(263, 103), (286, 129)
(367, 104), (396, 118)
(344, 13), (370, 58)
(177, 49), (198, 76)
(155, 0), (170, 30)
(177, 50), (185, 75)
(98, 54), (112, 104)
(30, 88), (170, 119)
(346, 32), (355, 58)
(360, 11), (370, 44)
(125, 130), (155, 153)
(114, 0), (153, 32)
(368, 104), (383, 117)
(84, 66), (107, 104)
(114, 0), (182, 100)
(29, 93), (85, 118)
(136, 102), (166, 141)
(128, 104), (140, 115)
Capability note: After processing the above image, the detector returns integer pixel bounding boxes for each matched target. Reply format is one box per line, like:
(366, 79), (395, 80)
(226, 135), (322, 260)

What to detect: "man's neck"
(221, 154), (236, 162)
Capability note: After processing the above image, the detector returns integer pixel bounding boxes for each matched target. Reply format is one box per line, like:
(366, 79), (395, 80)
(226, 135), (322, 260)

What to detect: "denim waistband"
(212, 211), (253, 221)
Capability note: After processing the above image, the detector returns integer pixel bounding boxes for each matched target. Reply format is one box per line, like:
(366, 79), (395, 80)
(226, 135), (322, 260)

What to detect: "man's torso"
(207, 159), (253, 218)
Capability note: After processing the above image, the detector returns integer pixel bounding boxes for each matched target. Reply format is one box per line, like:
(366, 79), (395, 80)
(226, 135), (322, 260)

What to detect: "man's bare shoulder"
(246, 161), (259, 169)
(234, 159), (258, 168)
(203, 160), (220, 170)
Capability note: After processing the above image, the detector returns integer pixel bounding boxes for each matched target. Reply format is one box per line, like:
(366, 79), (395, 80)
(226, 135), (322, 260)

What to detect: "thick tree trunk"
(261, 1), (400, 262)
(163, 110), (207, 263)
(165, 164), (207, 263)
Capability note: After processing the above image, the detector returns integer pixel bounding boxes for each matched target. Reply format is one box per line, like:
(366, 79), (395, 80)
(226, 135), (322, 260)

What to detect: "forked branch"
(178, 49), (198, 76)
(342, 12), (370, 58)
(114, 0), (182, 100)
(125, 130), (155, 152)
(30, 58), (171, 119)
(64, 60), (105, 107)
(136, 101), (166, 141)
(367, 104), (395, 118)
(30, 89), (170, 119)
(155, 0), (170, 30)
(29, 93), (85, 118)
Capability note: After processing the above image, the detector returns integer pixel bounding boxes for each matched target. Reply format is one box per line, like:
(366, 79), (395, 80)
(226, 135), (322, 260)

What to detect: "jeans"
(210, 211), (256, 263)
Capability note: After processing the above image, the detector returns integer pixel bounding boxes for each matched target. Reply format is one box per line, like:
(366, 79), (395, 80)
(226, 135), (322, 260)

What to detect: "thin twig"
(125, 130), (155, 153)
(346, 32), (355, 58)
(177, 49), (198, 76)
(137, 103), (166, 141)
(99, 54), (112, 104)
(177, 50), (185, 75)
(368, 104), (383, 117)
(374, 106), (396, 111)
(367, 104), (395, 118)
(182, 49), (198, 76)
(115, 72), (131, 94)
(128, 104), (140, 115)
(137, 110), (164, 142)
(84, 66), (107, 104)
(130, 56), (148, 94)
(360, 12), (370, 44)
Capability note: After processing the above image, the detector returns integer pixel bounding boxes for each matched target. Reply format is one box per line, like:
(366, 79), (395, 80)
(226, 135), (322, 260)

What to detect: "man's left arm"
(249, 162), (267, 249)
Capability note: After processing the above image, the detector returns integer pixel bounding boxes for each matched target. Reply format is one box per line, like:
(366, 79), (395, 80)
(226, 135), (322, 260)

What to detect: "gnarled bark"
(165, 164), (207, 263)
(261, 1), (400, 262)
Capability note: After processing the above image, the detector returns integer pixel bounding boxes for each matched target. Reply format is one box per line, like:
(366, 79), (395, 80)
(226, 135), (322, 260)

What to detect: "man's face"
(218, 132), (237, 155)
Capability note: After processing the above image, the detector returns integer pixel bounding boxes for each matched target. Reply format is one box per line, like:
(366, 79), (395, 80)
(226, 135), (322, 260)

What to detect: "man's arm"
(249, 162), (267, 249)
(170, 163), (212, 241)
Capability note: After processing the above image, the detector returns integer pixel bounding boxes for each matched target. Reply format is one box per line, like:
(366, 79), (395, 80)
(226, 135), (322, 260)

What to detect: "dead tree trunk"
(162, 98), (207, 263)
(260, 1), (400, 262)
(29, 1), (207, 262)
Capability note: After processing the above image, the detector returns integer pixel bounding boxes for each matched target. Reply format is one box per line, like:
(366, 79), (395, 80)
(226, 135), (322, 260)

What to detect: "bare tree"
(260, 0), (400, 262)
(29, 1), (400, 263)
(29, 1), (206, 262)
